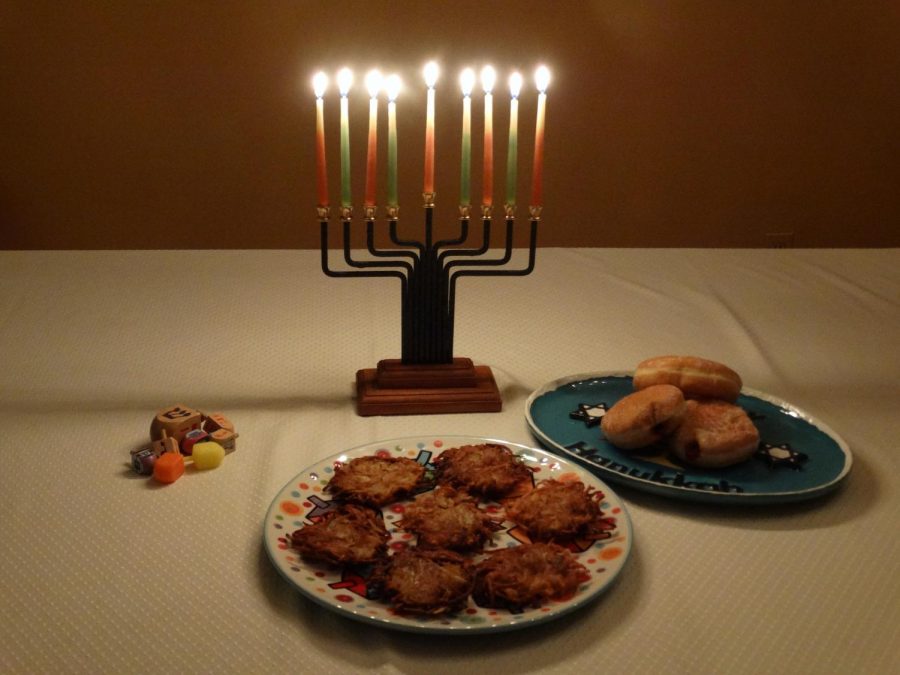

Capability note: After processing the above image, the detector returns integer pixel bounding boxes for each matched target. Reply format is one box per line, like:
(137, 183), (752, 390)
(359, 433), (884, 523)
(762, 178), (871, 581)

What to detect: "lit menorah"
(315, 63), (549, 416)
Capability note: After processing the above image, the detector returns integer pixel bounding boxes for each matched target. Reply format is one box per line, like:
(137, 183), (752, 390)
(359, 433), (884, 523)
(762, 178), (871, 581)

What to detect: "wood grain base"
(356, 358), (502, 416)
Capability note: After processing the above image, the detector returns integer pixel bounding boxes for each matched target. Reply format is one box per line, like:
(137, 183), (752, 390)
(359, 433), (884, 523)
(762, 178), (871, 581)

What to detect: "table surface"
(1, 248), (898, 674)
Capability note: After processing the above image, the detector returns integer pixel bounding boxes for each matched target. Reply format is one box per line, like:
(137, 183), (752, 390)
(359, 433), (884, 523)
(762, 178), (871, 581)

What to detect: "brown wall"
(1, 0), (898, 249)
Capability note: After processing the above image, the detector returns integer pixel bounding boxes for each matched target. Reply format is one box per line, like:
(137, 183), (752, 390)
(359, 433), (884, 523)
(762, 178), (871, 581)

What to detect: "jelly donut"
(601, 384), (687, 449)
(669, 399), (760, 468)
(633, 355), (743, 402)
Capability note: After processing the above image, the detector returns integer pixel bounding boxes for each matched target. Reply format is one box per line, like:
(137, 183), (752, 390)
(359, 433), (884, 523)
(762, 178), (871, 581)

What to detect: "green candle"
(386, 74), (401, 208)
(461, 96), (471, 206)
(506, 72), (522, 209)
(459, 69), (475, 207)
(337, 68), (353, 209)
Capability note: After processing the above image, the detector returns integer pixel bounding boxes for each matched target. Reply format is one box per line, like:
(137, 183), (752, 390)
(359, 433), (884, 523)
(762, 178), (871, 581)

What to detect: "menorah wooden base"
(355, 357), (502, 416)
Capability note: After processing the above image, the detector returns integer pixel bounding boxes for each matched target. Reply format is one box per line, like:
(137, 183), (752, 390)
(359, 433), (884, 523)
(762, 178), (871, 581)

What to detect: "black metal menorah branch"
(320, 198), (539, 416)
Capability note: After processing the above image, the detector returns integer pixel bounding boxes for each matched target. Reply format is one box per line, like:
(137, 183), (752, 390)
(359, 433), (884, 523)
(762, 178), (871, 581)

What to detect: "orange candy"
(153, 452), (185, 484)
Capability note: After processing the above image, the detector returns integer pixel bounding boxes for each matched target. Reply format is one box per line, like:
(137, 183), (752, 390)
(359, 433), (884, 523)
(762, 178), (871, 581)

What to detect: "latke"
(290, 503), (389, 565)
(399, 485), (495, 552)
(472, 543), (588, 610)
(326, 455), (426, 506)
(374, 549), (474, 615)
(505, 479), (613, 542)
(434, 444), (533, 498)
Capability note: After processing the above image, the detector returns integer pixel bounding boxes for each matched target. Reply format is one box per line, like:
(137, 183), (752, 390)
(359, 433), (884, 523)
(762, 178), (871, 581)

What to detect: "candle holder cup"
(320, 198), (538, 416)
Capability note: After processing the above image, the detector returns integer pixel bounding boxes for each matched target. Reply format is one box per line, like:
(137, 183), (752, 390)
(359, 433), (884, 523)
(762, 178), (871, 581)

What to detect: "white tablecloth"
(1, 248), (898, 674)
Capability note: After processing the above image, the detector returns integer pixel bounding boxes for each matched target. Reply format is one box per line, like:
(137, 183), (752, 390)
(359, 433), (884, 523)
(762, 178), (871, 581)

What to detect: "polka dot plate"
(526, 373), (852, 504)
(263, 436), (633, 634)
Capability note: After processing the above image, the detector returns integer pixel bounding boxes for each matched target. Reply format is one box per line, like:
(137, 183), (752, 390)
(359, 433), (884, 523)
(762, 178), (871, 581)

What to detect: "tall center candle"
(423, 61), (439, 196)
(505, 72), (522, 209)
(385, 74), (401, 209)
(364, 70), (382, 209)
(313, 72), (329, 208)
(481, 66), (496, 207)
(530, 66), (550, 209)
(459, 68), (475, 208)
(337, 68), (353, 210)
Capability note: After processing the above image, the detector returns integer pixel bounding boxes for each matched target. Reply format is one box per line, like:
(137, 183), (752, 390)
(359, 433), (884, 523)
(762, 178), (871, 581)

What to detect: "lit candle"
(423, 61), (439, 196)
(505, 71), (522, 210)
(313, 72), (329, 208)
(337, 67), (353, 210)
(459, 68), (475, 208)
(385, 74), (401, 209)
(530, 65), (550, 209)
(364, 70), (382, 209)
(481, 66), (496, 207)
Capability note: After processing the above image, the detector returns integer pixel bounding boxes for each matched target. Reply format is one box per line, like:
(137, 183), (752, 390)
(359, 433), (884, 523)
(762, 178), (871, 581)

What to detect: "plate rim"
(525, 372), (853, 503)
(263, 434), (634, 634)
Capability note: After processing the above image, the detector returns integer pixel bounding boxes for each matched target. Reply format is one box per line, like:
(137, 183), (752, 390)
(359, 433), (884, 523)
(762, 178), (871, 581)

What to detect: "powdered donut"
(601, 384), (687, 450)
(669, 399), (760, 468)
(633, 355), (743, 402)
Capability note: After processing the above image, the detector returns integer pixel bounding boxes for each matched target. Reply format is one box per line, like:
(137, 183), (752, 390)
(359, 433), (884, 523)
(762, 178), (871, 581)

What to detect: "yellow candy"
(192, 442), (225, 470)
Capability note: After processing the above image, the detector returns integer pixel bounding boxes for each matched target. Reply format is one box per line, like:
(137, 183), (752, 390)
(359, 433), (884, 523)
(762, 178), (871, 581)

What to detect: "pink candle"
(530, 66), (550, 208)
(364, 70), (382, 208)
(423, 61), (439, 195)
(313, 72), (328, 207)
(481, 66), (496, 207)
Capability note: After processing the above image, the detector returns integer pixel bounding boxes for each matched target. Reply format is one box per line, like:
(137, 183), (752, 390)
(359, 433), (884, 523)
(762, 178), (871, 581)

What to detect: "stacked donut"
(600, 356), (759, 468)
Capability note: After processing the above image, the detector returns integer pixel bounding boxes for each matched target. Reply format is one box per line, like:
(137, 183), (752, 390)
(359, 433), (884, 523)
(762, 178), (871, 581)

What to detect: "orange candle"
(313, 72), (328, 207)
(530, 66), (550, 209)
(481, 66), (496, 207)
(423, 61), (439, 196)
(364, 70), (382, 208)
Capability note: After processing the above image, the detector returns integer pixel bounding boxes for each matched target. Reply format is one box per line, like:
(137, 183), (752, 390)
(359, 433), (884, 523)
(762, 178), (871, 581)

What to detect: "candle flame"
(534, 65), (551, 93)
(312, 72), (328, 98)
(480, 65), (497, 94)
(365, 69), (383, 99)
(337, 68), (353, 96)
(385, 74), (402, 102)
(423, 61), (439, 88)
(509, 71), (523, 98)
(459, 68), (475, 96)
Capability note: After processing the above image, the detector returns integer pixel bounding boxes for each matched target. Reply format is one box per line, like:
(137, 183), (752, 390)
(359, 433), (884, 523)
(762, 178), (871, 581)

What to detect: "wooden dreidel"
(150, 432), (180, 457)
(150, 404), (203, 443)
(202, 413), (235, 435)
(192, 442), (225, 470)
(209, 428), (238, 453)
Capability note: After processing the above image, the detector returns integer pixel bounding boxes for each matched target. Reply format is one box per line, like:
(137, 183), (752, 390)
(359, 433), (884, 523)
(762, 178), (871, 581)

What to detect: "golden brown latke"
(326, 455), (426, 507)
(434, 444), (534, 499)
(374, 548), (474, 615)
(398, 485), (495, 552)
(472, 542), (588, 610)
(290, 503), (389, 565)
(505, 479), (610, 542)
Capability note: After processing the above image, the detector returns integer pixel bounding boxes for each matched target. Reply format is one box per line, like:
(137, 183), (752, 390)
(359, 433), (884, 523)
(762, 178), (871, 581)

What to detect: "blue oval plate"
(526, 373), (852, 504)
